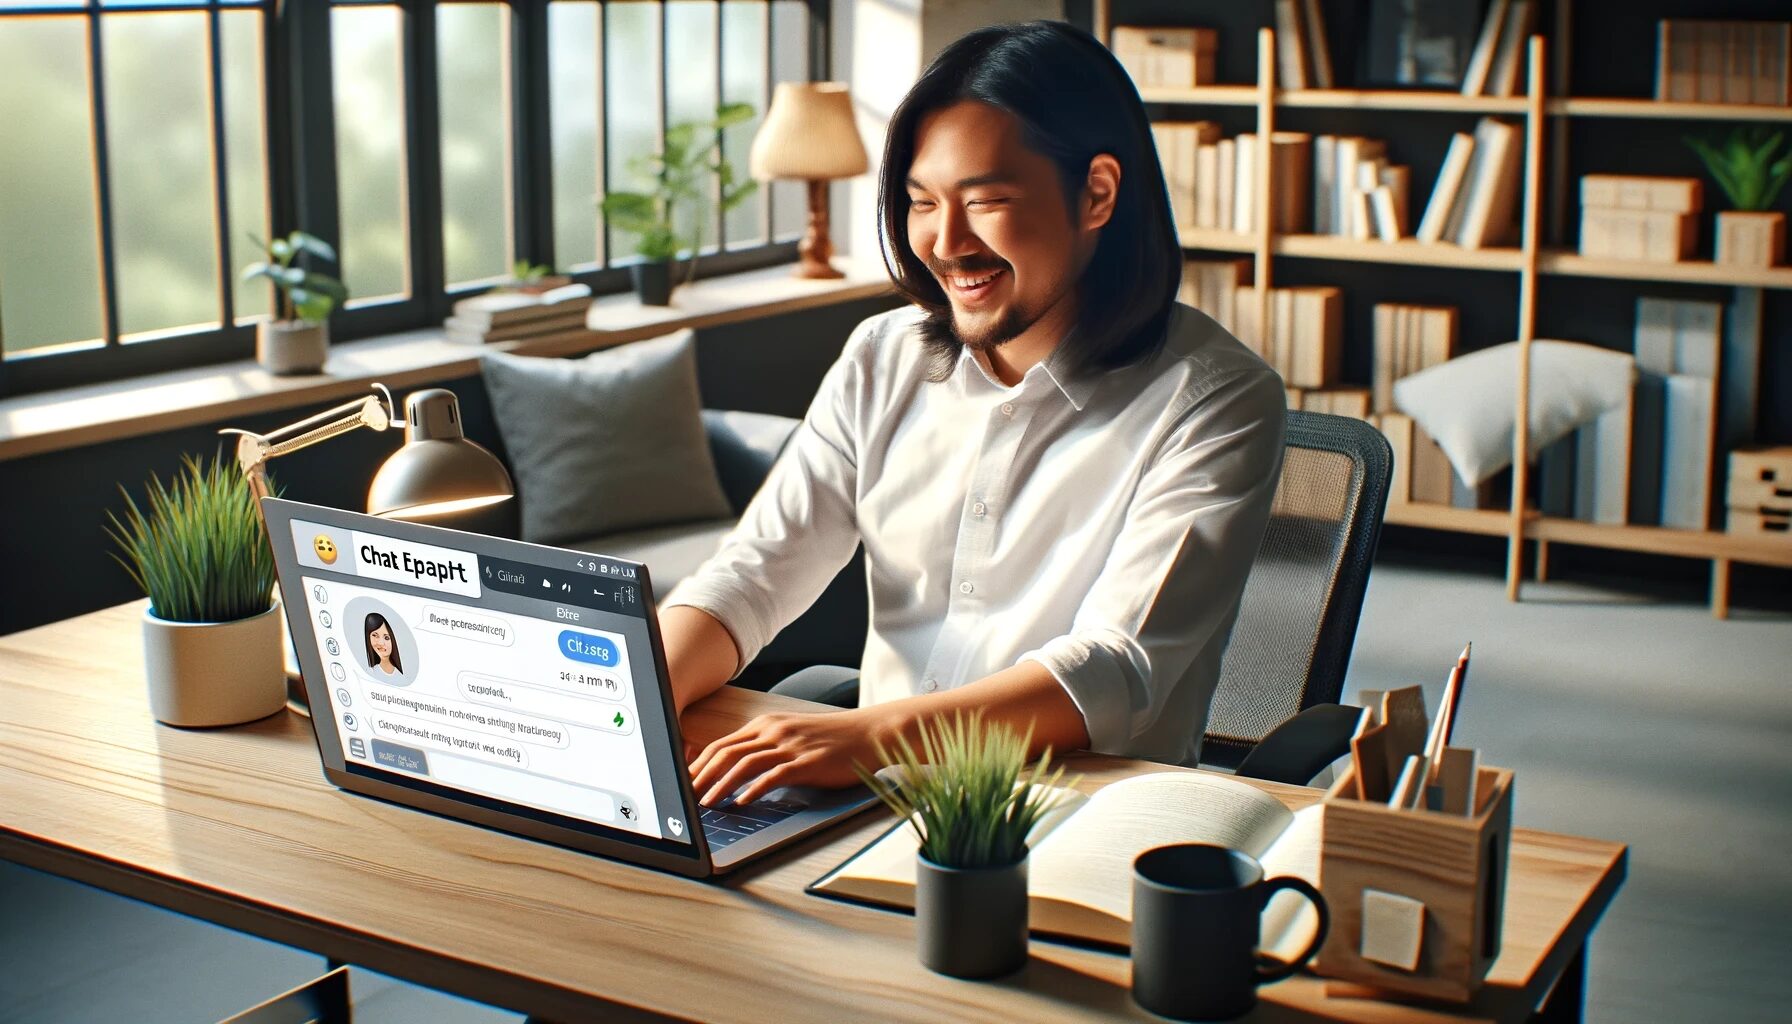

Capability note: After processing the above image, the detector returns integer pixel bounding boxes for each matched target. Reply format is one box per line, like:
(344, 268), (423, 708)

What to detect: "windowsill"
(0, 263), (893, 463)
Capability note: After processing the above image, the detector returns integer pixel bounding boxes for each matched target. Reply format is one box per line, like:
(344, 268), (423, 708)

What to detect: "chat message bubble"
(558, 629), (621, 668)
(370, 715), (531, 769)
(415, 605), (515, 647)
(458, 672), (637, 735)
(363, 686), (570, 749)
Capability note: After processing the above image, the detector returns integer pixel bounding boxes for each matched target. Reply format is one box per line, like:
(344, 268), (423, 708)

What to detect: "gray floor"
(1343, 559), (1792, 1023)
(3, 559), (1788, 1021)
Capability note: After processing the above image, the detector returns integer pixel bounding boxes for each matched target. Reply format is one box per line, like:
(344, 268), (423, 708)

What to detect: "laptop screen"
(266, 499), (697, 852)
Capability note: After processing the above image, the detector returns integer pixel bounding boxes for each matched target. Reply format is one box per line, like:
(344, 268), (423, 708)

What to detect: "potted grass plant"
(601, 103), (758, 305)
(1686, 127), (1791, 267)
(857, 711), (1073, 979)
(106, 453), (286, 727)
(242, 230), (349, 375)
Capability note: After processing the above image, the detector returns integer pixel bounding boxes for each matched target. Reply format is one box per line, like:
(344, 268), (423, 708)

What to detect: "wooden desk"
(0, 603), (1625, 1023)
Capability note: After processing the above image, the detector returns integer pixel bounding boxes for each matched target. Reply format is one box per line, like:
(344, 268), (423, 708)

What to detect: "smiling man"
(657, 21), (1286, 805)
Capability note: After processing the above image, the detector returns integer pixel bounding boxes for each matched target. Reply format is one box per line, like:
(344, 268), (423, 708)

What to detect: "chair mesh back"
(1202, 412), (1391, 769)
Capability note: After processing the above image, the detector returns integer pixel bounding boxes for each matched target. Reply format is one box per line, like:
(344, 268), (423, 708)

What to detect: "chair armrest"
(703, 409), (800, 515)
(1231, 703), (1365, 787)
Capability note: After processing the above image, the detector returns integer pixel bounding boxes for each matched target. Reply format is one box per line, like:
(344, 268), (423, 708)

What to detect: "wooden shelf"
(1529, 517), (1792, 570)
(1176, 227), (1256, 253)
(1386, 503), (1515, 537)
(1539, 251), (1792, 290)
(1137, 85), (1257, 107)
(1550, 97), (1792, 122)
(1277, 235), (1525, 271)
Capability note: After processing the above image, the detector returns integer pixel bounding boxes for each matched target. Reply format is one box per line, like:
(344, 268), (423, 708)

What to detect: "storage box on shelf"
(1099, 0), (1792, 616)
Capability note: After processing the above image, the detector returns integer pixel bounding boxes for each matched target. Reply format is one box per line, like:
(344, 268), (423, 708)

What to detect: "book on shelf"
(807, 772), (1322, 956)
(1234, 134), (1258, 232)
(1417, 131), (1477, 244)
(1153, 121), (1219, 229)
(1369, 186), (1403, 242)
(1484, 0), (1536, 98)
(1237, 284), (1342, 388)
(1291, 387), (1371, 419)
(1720, 289), (1763, 452)
(1177, 257), (1250, 335)
(1313, 135), (1337, 235)
(1578, 174), (1701, 262)
(1195, 141), (1220, 228)
(1662, 375), (1717, 529)
(1411, 425), (1457, 505)
(1572, 396), (1632, 526)
(1274, 1), (1308, 90)
(1300, 0), (1335, 89)
(1537, 433), (1577, 518)
(1372, 303), (1457, 413)
(1452, 118), (1523, 249)
(1655, 20), (1791, 105)
(1460, 0), (1512, 96)
(1216, 138), (1237, 232)
(1112, 26), (1218, 89)
(1227, 132), (1312, 234)
(1374, 412), (1415, 504)
(1334, 137), (1387, 238)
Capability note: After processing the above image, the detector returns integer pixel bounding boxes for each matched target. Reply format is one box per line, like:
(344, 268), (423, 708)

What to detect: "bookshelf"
(1101, 1), (1791, 617)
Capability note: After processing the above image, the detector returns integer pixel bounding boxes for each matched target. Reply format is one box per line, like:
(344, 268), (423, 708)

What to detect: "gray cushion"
(564, 519), (734, 595)
(481, 330), (732, 544)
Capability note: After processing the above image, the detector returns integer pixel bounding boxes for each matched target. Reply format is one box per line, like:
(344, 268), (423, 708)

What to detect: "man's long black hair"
(878, 21), (1182, 382)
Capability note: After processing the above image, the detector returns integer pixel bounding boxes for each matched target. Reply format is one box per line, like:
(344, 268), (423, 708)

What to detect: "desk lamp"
(749, 82), (869, 278)
(223, 384), (515, 713)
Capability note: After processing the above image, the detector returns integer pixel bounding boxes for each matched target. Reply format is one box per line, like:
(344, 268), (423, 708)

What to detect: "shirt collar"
(955, 330), (1097, 412)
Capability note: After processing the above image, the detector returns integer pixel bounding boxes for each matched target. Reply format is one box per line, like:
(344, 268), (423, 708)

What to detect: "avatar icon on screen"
(364, 613), (405, 676)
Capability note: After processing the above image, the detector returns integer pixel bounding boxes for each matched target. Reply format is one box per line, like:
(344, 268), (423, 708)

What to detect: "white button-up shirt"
(664, 302), (1285, 765)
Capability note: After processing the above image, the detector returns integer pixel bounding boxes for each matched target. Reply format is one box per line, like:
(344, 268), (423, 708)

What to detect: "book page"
(1260, 804), (1324, 963)
(1027, 772), (1296, 923)
(813, 784), (1090, 892)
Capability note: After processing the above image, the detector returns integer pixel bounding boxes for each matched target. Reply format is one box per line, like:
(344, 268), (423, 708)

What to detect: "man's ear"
(1082, 154), (1121, 231)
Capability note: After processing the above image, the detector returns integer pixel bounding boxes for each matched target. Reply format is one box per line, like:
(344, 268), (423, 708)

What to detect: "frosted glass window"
(770, 0), (809, 241)
(605, 1), (660, 262)
(667, 1), (718, 253)
(103, 12), (221, 340)
(721, 1), (768, 249)
(332, 5), (409, 304)
(548, 1), (602, 271)
(437, 3), (512, 288)
(0, 16), (105, 355)
(222, 9), (272, 323)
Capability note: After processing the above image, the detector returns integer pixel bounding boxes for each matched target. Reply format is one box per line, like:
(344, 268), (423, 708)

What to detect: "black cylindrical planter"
(632, 260), (673, 305)
(914, 854), (1029, 979)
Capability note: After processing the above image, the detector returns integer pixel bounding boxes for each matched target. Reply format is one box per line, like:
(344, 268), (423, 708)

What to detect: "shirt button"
(1000, 402), (1015, 416)
(959, 581), (975, 595)
(922, 678), (939, 693)
(971, 501), (987, 517)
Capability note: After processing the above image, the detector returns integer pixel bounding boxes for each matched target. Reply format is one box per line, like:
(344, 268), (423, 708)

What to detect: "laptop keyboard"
(700, 798), (805, 850)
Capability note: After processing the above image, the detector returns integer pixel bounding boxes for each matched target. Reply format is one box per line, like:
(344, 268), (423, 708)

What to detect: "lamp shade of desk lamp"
(368, 388), (517, 538)
(749, 82), (868, 279)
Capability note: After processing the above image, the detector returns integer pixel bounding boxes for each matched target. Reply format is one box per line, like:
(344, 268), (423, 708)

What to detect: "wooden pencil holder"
(1314, 765), (1514, 1003)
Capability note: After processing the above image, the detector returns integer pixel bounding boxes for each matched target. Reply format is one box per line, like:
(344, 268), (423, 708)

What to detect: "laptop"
(262, 497), (878, 878)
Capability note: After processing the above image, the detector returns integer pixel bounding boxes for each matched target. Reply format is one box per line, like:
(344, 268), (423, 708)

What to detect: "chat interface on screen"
(287, 517), (691, 845)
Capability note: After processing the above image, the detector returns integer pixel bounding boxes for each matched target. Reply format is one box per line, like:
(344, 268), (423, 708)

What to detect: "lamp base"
(795, 178), (845, 280)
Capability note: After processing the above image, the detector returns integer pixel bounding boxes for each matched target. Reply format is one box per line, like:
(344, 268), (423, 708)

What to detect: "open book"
(808, 772), (1323, 957)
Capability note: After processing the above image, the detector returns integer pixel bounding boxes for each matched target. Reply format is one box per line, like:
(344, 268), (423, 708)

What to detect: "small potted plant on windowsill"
(242, 231), (349, 375)
(1687, 127), (1791, 268)
(857, 711), (1073, 979)
(601, 103), (757, 306)
(107, 453), (286, 727)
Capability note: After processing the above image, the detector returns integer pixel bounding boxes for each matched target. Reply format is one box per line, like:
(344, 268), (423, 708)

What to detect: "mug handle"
(1254, 876), (1330, 983)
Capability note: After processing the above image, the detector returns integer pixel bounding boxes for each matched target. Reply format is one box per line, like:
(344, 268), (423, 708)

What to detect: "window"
(0, 1), (826, 397)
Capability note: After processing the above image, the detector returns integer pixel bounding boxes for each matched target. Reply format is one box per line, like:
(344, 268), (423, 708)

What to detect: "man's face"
(904, 100), (1088, 353)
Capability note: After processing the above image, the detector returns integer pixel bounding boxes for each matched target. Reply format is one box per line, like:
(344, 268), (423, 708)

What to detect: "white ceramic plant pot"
(142, 602), (287, 727)
(256, 319), (329, 375)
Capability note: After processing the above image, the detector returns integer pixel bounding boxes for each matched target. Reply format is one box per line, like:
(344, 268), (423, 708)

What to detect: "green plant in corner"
(601, 103), (759, 281)
(106, 452), (278, 624)
(855, 710), (1076, 870)
(1684, 127), (1792, 211)
(242, 230), (349, 324)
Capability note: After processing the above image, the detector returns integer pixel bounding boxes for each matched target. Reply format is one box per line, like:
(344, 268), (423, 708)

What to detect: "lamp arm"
(221, 386), (397, 506)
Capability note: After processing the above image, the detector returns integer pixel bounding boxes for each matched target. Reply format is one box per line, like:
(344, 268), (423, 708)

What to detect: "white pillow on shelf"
(1393, 340), (1636, 486)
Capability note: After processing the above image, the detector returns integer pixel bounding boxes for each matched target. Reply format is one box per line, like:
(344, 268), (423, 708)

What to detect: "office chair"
(1203, 411), (1391, 784)
(772, 410), (1392, 787)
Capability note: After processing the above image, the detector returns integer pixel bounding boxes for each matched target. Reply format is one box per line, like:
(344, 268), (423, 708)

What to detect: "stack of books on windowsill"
(445, 283), (594, 345)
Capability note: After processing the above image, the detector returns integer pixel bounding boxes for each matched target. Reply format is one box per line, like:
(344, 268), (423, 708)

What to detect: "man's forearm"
(659, 604), (742, 715)
(868, 660), (1092, 760)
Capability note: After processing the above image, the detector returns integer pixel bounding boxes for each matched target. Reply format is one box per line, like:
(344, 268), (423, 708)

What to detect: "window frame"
(0, 0), (830, 398)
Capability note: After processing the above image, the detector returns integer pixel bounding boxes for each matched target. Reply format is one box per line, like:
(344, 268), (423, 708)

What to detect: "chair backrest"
(1201, 410), (1392, 770)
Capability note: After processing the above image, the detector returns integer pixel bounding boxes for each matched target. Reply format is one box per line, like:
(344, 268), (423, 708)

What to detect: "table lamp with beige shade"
(749, 82), (869, 278)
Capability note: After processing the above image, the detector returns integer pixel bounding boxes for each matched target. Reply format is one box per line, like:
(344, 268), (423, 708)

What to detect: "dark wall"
(0, 295), (900, 636)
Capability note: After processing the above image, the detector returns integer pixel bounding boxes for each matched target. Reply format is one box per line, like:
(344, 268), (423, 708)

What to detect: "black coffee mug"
(1131, 844), (1330, 1021)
